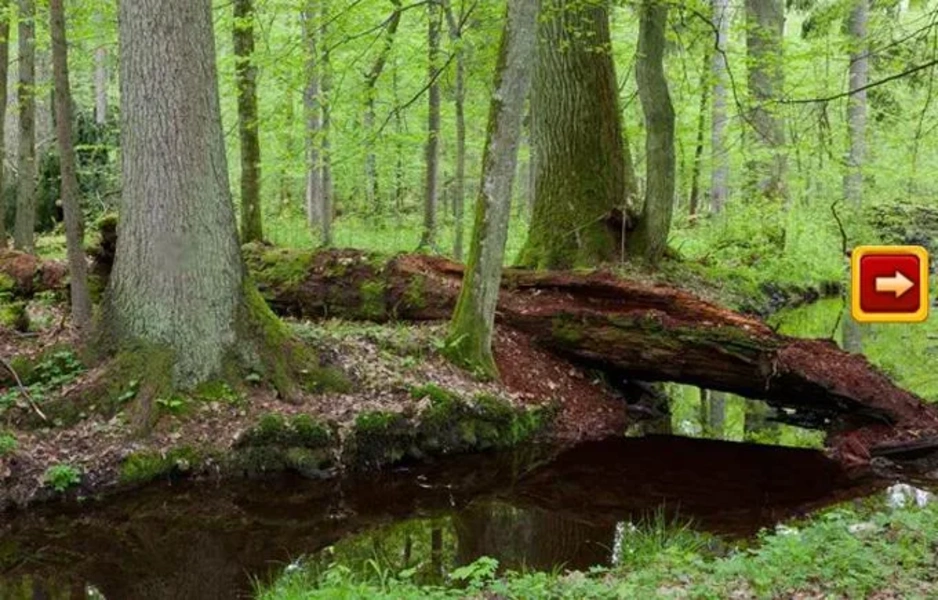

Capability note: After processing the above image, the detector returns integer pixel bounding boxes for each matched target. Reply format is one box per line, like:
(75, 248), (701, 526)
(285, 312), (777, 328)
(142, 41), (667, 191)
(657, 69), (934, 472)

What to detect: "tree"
(842, 0), (868, 354)
(234, 0), (263, 242)
(710, 0), (730, 213)
(443, 0), (467, 261)
(13, 0), (36, 253)
(627, 0), (675, 264)
(0, 0), (10, 247)
(303, 0), (323, 232)
(446, 0), (539, 377)
(320, 4), (334, 247)
(745, 0), (787, 200)
(688, 49), (709, 219)
(518, 0), (638, 269)
(49, 0), (92, 335)
(418, 0), (442, 251)
(94, 8), (108, 125)
(107, 0), (309, 393)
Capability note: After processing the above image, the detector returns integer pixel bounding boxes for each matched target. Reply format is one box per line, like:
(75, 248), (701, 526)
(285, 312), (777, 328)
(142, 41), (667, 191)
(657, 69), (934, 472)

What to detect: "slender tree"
(688, 49), (709, 219)
(0, 0), (10, 248)
(94, 9), (107, 125)
(443, 0), (466, 261)
(842, 0), (868, 354)
(303, 1), (323, 231)
(711, 0), (730, 213)
(745, 0), (787, 200)
(13, 0), (36, 253)
(518, 0), (638, 269)
(446, 0), (540, 377)
(108, 0), (310, 394)
(234, 0), (263, 242)
(627, 0), (675, 264)
(49, 0), (92, 334)
(320, 3), (334, 247)
(418, 1), (442, 251)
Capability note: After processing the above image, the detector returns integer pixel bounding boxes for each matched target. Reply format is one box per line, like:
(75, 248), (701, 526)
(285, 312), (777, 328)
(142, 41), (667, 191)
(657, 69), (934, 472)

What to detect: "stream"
(1, 298), (932, 600)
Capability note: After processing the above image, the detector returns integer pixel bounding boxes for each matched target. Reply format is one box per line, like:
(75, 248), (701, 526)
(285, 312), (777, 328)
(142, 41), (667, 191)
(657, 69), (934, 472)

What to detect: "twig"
(830, 199), (849, 259)
(0, 355), (49, 423)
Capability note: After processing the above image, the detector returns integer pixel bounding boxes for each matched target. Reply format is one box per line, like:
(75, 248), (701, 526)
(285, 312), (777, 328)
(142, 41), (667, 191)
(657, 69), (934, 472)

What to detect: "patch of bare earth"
(0, 319), (629, 511)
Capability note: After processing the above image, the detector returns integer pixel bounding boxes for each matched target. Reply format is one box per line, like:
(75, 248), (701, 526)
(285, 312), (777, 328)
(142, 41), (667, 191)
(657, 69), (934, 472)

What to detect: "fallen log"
(243, 245), (938, 467)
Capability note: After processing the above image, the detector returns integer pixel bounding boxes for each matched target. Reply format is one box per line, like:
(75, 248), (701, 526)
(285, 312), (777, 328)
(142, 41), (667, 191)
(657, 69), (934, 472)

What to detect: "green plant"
(43, 464), (81, 492)
(0, 431), (17, 456)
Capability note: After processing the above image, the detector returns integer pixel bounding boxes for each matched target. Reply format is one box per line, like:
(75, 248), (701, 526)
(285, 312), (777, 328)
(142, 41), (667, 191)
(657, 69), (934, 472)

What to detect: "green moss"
(243, 243), (314, 293)
(550, 316), (585, 346)
(119, 446), (202, 486)
(0, 301), (29, 332)
(192, 380), (242, 404)
(0, 273), (15, 294)
(403, 276), (427, 310)
(410, 383), (460, 405)
(359, 280), (388, 320)
(228, 412), (335, 478)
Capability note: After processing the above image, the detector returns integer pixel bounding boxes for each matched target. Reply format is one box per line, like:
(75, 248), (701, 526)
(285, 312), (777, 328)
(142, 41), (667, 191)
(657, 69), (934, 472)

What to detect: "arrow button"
(874, 270), (915, 298)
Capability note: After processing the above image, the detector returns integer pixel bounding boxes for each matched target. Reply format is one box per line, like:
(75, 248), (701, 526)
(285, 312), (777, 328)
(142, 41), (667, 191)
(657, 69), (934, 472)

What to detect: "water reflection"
(0, 436), (882, 599)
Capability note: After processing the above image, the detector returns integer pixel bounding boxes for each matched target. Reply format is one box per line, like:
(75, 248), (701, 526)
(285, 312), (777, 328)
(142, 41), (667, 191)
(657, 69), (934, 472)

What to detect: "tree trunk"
(446, 0), (539, 378)
(842, 0), (868, 354)
(363, 0), (402, 220)
(710, 0), (730, 213)
(688, 49), (709, 219)
(49, 0), (92, 335)
(518, 0), (636, 269)
(13, 0), (36, 253)
(94, 10), (107, 126)
(419, 1), (442, 251)
(0, 1), (9, 248)
(443, 0), (466, 261)
(234, 0), (263, 243)
(744, 0), (787, 201)
(303, 1), (323, 231)
(108, 0), (301, 392)
(628, 0), (675, 264)
(320, 5), (334, 247)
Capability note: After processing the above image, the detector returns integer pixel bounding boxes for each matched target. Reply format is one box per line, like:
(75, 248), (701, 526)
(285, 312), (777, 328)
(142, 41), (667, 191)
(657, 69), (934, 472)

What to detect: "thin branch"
(0, 355), (48, 423)
(780, 58), (938, 104)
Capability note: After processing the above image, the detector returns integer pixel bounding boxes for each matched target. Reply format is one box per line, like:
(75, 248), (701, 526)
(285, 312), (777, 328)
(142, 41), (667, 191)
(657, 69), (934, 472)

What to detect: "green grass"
(256, 501), (938, 599)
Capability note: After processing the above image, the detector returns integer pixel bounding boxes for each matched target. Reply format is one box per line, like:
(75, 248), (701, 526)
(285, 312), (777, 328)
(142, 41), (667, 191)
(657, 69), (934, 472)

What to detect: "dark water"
(0, 436), (883, 600)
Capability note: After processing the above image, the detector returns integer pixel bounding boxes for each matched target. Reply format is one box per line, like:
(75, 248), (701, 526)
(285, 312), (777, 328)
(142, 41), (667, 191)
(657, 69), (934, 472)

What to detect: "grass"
(256, 500), (938, 599)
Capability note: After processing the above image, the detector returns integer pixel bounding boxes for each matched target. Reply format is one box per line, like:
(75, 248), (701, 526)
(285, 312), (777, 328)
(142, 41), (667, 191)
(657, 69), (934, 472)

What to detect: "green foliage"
(119, 447), (202, 486)
(0, 431), (17, 456)
(0, 349), (86, 421)
(42, 464), (81, 493)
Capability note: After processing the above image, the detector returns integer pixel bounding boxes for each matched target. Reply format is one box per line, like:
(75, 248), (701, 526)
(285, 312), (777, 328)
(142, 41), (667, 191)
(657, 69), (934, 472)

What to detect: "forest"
(1, 0), (938, 597)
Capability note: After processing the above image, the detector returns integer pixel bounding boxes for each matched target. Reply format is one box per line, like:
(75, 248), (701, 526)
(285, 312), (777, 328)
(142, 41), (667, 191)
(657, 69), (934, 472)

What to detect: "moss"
(0, 273), (15, 294)
(192, 380), (242, 404)
(410, 383), (460, 405)
(550, 316), (585, 346)
(403, 276), (427, 310)
(359, 280), (388, 320)
(0, 301), (29, 332)
(118, 446), (202, 486)
(243, 244), (314, 293)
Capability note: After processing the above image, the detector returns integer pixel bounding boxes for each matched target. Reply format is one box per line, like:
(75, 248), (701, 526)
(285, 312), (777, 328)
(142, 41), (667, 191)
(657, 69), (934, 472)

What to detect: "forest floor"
(0, 294), (630, 511)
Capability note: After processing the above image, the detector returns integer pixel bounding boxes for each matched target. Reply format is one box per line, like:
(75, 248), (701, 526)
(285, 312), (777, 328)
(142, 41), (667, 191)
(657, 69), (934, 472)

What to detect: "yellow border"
(851, 245), (929, 323)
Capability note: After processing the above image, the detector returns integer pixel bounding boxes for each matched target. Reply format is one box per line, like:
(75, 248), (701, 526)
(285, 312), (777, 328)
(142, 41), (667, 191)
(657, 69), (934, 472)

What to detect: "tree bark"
(744, 0), (787, 201)
(363, 1), (402, 220)
(443, 0), (466, 261)
(320, 4), (334, 247)
(518, 0), (637, 269)
(710, 0), (730, 213)
(303, 1), (323, 231)
(418, 1), (442, 251)
(446, 0), (539, 377)
(688, 49), (709, 219)
(13, 0), (36, 253)
(50, 0), (92, 335)
(234, 0), (263, 243)
(842, 0), (868, 354)
(94, 10), (108, 126)
(108, 0), (299, 391)
(0, 1), (9, 248)
(628, 0), (675, 264)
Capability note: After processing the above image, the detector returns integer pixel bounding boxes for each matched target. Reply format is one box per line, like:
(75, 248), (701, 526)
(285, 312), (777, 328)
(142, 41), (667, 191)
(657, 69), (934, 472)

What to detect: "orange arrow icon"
(874, 270), (915, 298)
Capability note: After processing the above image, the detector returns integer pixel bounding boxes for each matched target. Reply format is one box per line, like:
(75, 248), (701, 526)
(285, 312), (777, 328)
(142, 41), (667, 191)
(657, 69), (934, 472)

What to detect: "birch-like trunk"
(50, 0), (92, 335)
(627, 0), (675, 265)
(320, 4), (334, 247)
(234, 0), (263, 242)
(13, 0), (36, 253)
(94, 10), (108, 125)
(303, 1), (323, 231)
(710, 0), (730, 213)
(446, 0), (539, 378)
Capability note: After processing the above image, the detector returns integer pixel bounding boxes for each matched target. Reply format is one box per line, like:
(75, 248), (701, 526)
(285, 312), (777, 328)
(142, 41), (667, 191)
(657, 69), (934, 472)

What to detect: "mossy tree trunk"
(446, 0), (540, 378)
(745, 0), (787, 201)
(419, 1), (442, 251)
(50, 0), (92, 335)
(517, 0), (637, 269)
(0, 0), (9, 248)
(108, 0), (301, 392)
(234, 0), (264, 243)
(627, 0), (675, 265)
(13, 0), (36, 254)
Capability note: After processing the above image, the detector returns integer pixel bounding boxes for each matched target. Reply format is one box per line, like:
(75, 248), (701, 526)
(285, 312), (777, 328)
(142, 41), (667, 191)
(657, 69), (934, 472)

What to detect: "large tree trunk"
(108, 0), (299, 392)
(303, 1), (323, 232)
(446, 0), (539, 377)
(418, 2), (442, 251)
(842, 0), (868, 355)
(710, 0), (730, 213)
(234, 0), (263, 243)
(518, 0), (637, 269)
(744, 0), (787, 201)
(50, 0), (92, 335)
(0, 1), (9, 248)
(627, 0), (675, 264)
(13, 0), (36, 253)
